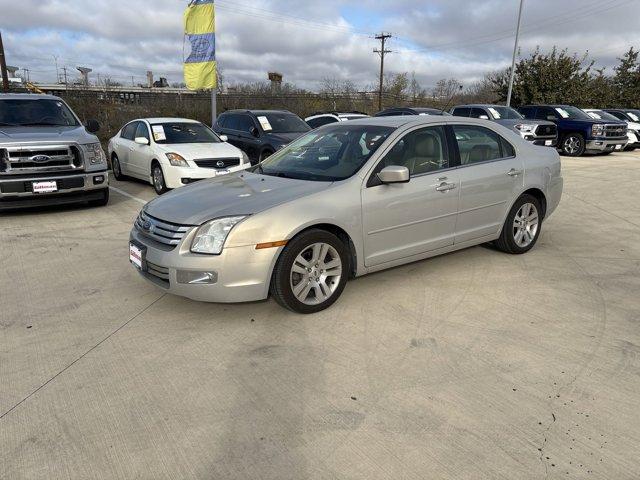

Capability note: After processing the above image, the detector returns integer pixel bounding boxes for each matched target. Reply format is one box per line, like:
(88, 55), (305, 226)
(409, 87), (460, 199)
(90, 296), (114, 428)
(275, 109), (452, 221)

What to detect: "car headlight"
(514, 124), (535, 133)
(81, 143), (106, 164)
(592, 124), (605, 137)
(191, 216), (247, 254)
(166, 153), (189, 167)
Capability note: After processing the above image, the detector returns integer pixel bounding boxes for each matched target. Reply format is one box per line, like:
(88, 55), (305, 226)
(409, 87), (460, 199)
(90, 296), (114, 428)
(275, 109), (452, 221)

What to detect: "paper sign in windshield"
(555, 108), (570, 118)
(152, 125), (166, 141)
(488, 107), (501, 119)
(257, 116), (272, 131)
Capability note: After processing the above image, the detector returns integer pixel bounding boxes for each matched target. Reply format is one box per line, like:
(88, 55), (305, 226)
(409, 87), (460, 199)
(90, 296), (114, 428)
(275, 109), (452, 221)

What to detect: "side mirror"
(85, 119), (100, 133)
(134, 137), (150, 145)
(377, 165), (410, 184)
(479, 115), (489, 120)
(546, 115), (557, 121)
(219, 134), (228, 142)
(250, 126), (260, 137)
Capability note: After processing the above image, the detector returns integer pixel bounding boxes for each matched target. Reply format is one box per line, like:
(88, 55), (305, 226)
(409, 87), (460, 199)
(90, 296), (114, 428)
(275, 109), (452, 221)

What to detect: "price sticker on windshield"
(152, 125), (166, 141)
(555, 108), (570, 119)
(488, 107), (501, 119)
(257, 116), (272, 131)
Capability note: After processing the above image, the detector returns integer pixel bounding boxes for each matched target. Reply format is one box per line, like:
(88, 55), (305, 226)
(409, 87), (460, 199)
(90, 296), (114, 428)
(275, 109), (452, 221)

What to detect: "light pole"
(506, 0), (524, 107)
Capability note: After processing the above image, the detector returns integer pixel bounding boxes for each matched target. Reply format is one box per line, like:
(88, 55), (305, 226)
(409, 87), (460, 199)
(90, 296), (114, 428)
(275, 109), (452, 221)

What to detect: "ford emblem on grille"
(30, 154), (51, 163)
(142, 220), (153, 232)
(216, 160), (225, 168)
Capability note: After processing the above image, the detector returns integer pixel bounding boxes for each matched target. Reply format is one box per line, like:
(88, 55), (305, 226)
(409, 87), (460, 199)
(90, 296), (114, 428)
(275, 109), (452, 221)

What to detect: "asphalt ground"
(1, 151), (639, 479)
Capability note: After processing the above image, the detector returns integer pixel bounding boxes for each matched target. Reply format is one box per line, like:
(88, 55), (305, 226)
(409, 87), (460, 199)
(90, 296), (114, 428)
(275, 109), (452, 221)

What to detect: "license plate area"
(544, 140), (553, 146)
(129, 242), (146, 270)
(32, 181), (58, 194)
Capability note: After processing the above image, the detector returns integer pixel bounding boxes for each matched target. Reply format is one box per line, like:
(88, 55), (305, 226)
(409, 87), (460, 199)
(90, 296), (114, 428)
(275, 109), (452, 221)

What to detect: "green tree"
(612, 47), (640, 107)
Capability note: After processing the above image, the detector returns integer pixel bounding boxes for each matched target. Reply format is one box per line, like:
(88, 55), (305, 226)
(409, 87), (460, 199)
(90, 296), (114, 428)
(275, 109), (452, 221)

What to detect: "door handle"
(435, 182), (457, 192)
(507, 168), (523, 177)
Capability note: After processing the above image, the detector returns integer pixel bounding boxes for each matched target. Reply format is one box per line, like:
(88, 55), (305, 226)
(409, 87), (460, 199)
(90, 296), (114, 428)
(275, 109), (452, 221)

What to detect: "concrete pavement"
(1, 152), (639, 479)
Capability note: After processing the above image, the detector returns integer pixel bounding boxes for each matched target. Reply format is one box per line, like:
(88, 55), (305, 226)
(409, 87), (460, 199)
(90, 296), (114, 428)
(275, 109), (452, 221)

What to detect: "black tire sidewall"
(498, 194), (543, 254)
(112, 155), (123, 180)
(271, 229), (349, 314)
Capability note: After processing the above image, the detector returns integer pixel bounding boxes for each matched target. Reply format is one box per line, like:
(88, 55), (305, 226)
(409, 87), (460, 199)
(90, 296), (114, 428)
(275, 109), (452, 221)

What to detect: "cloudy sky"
(1, 0), (638, 91)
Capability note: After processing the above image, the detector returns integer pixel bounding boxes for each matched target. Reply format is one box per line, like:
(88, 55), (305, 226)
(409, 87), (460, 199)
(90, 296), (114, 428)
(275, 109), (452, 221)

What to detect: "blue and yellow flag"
(184, 0), (216, 90)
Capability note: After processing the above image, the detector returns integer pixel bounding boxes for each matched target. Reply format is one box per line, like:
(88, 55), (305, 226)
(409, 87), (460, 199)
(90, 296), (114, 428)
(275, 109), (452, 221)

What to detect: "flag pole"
(211, 1), (217, 126)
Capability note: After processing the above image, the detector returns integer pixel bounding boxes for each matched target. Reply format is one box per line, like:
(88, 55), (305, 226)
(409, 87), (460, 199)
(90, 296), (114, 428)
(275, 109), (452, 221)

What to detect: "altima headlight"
(514, 124), (535, 133)
(166, 153), (189, 167)
(191, 216), (247, 254)
(81, 143), (106, 164)
(592, 124), (605, 137)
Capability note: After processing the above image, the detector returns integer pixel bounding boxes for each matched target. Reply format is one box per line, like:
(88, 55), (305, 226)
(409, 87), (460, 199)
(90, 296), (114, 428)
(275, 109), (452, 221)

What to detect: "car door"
(128, 121), (152, 179)
(117, 121), (138, 174)
(219, 113), (241, 147)
(451, 123), (524, 244)
(361, 125), (460, 267)
(236, 114), (262, 160)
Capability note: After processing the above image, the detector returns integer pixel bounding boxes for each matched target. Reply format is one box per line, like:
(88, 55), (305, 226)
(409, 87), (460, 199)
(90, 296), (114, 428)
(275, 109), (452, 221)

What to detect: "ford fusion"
(129, 116), (563, 313)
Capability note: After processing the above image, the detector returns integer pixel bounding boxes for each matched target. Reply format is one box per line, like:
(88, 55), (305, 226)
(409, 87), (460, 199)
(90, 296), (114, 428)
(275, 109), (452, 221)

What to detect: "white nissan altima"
(108, 117), (250, 194)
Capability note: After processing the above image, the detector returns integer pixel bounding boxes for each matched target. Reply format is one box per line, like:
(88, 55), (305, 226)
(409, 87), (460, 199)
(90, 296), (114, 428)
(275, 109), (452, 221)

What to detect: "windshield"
(487, 106), (523, 120)
(624, 110), (640, 122)
(0, 98), (79, 127)
(586, 110), (619, 121)
(554, 106), (591, 120)
(257, 112), (311, 134)
(150, 122), (221, 144)
(253, 124), (394, 182)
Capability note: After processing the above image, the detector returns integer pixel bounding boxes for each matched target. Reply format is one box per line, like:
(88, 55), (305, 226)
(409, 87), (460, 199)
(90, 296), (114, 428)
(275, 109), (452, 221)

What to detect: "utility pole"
(0, 31), (9, 93)
(506, 0), (524, 107)
(374, 33), (392, 111)
(62, 66), (68, 85)
(22, 68), (30, 83)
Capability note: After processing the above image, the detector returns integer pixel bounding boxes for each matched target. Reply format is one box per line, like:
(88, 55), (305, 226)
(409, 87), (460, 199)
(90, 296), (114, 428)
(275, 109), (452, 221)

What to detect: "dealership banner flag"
(184, 0), (216, 90)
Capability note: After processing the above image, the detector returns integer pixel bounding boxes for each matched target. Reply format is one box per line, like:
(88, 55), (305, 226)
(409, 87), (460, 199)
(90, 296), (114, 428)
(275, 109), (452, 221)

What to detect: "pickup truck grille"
(604, 124), (627, 138)
(534, 124), (557, 137)
(1, 144), (82, 174)
(135, 210), (193, 248)
(194, 157), (240, 169)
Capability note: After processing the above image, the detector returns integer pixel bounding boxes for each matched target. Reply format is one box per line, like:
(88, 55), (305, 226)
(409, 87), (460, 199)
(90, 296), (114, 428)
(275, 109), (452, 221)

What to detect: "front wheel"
(151, 163), (169, 195)
(111, 154), (125, 181)
(495, 194), (542, 254)
(561, 133), (585, 157)
(270, 229), (349, 314)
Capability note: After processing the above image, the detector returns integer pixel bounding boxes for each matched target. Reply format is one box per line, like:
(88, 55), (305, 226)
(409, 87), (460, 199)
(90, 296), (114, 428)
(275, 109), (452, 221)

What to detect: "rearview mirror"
(85, 119), (100, 133)
(134, 137), (150, 145)
(250, 126), (260, 137)
(377, 166), (410, 184)
(479, 115), (489, 120)
(219, 134), (228, 142)
(547, 115), (557, 121)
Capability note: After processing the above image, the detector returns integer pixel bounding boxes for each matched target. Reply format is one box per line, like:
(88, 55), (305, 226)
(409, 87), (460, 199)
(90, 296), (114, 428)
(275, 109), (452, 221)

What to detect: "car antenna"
(440, 85), (463, 115)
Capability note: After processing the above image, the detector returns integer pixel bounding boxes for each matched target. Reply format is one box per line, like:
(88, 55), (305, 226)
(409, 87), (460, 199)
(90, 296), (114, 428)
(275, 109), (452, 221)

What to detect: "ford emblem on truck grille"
(30, 154), (51, 163)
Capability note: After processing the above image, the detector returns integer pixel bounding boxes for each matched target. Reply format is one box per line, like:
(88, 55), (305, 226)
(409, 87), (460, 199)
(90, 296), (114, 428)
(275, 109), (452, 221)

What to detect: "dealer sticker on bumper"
(32, 181), (57, 194)
(129, 243), (143, 269)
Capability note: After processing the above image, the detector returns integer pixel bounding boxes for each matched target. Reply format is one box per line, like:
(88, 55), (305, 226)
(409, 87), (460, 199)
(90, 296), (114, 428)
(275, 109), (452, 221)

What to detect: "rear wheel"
(151, 162), (168, 195)
(270, 229), (349, 314)
(561, 133), (585, 157)
(495, 194), (542, 254)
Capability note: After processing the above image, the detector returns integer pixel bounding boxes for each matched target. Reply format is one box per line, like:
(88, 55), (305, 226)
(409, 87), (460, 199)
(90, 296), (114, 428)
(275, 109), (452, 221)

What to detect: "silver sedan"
(129, 116), (563, 313)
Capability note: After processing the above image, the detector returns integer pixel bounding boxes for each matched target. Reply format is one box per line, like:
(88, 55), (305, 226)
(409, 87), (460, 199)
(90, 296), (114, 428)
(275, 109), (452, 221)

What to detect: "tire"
(494, 194), (543, 254)
(151, 162), (169, 195)
(259, 149), (274, 163)
(624, 147), (636, 152)
(270, 229), (349, 314)
(560, 133), (585, 157)
(111, 154), (125, 181)
(88, 188), (109, 207)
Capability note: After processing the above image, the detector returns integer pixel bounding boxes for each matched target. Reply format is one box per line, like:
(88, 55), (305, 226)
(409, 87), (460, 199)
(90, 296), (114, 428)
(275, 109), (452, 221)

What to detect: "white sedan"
(108, 117), (249, 194)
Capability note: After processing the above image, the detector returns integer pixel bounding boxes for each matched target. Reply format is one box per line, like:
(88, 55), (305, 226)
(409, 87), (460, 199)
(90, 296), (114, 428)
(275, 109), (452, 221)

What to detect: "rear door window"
(453, 125), (511, 165)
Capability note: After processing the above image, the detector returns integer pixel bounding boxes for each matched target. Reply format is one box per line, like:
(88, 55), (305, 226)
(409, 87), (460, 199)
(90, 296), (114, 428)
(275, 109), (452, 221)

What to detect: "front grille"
(604, 124), (627, 138)
(2, 144), (82, 174)
(535, 124), (557, 137)
(134, 210), (193, 248)
(194, 157), (240, 169)
(0, 176), (84, 194)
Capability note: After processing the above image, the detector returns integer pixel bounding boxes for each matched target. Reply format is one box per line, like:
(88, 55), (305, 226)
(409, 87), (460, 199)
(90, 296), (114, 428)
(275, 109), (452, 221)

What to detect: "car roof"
(453, 104), (513, 108)
(0, 93), (63, 101)
(341, 115), (497, 128)
(222, 109), (294, 115)
(140, 118), (201, 124)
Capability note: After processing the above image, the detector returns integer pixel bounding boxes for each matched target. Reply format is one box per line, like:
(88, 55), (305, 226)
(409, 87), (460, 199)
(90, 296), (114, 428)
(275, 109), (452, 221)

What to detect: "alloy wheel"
(512, 202), (539, 248)
(153, 166), (165, 192)
(289, 242), (342, 305)
(564, 136), (581, 155)
(113, 157), (121, 178)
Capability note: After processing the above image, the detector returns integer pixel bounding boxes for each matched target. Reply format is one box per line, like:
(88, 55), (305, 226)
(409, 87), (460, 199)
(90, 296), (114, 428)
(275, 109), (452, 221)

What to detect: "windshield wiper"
(0, 122), (18, 126)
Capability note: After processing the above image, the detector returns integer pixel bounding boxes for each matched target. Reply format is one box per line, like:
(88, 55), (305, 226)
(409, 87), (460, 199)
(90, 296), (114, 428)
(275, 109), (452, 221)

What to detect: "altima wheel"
(111, 154), (124, 180)
(271, 229), (349, 313)
(495, 194), (543, 254)
(561, 133), (585, 156)
(152, 163), (168, 195)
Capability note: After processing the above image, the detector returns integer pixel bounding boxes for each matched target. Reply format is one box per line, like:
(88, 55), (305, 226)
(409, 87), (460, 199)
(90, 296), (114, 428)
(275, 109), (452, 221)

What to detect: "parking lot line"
(109, 185), (148, 206)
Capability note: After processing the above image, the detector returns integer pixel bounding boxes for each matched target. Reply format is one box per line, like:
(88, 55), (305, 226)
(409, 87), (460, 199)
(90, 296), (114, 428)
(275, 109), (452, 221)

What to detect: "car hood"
(155, 141), (242, 159)
(495, 119), (555, 128)
(264, 131), (306, 145)
(145, 171), (332, 225)
(0, 125), (97, 144)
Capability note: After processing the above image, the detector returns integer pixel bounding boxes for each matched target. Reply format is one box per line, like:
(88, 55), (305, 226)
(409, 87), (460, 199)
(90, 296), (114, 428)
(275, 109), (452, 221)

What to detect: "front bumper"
(626, 131), (640, 148)
(530, 136), (557, 147)
(163, 163), (249, 189)
(585, 138), (628, 152)
(129, 226), (281, 303)
(0, 170), (108, 208)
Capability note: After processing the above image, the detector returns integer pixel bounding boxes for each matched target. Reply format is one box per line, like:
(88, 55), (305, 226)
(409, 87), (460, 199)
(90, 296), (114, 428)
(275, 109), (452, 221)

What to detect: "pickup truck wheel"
(88, 188), (109, 207)
(561, 133), (585, 157)
(151, 162), (169, 195)
(111, 154), (125, 180)
(270, 229), (349, 314)
(494, 194), (542, 254)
